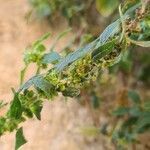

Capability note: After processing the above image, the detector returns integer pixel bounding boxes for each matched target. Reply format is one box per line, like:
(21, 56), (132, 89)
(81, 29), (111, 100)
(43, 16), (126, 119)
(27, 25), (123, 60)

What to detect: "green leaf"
(8, 93), (22, 120)
(31, 102), (43, 120)
(135, 111), (150, 133)
(128, 90), (141, 104)
(42, 51), (61, 64)
(143, 101), (150, 111)
(97, 20), (120, 45)
(33, 32), (51, 47)
(19, 75), (55, 98)
(92, 39), (116, 61)
(91, 95), (101, 109)
(20, 66), (28, 86)
(112, 107), (129, 116)
(24, 108), (33, 118)
(19, 76), (40, 92)
(122, 117), (138, 129)
(36, 2), (51, 17)
(33, 76), (55, 98)
(96, 0), (119, 17)
(0, 117), (6, 135)
(23, 33), (50, 66)
(35, 44), (46, 52)
(55, 39), (98, 71)
(129, 107), (141, 117)
(15, 127), (27, 150)
(55, 20), (120, 72)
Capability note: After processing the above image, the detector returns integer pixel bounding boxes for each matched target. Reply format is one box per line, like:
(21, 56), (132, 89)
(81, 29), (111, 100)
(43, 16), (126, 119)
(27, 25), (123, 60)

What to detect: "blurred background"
(0, 0), (150, 150)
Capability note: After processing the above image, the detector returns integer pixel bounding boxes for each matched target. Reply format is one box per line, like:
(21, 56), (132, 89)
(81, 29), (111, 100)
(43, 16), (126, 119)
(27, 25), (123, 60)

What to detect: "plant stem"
(36, 67), (41, 75)
(20, 65), (28, 86)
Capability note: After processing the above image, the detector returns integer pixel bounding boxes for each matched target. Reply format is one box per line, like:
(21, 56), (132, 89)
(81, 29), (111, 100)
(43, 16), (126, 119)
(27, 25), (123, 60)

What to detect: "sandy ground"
(1, 1), (149, 150)
(0, 1), (111, 150)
